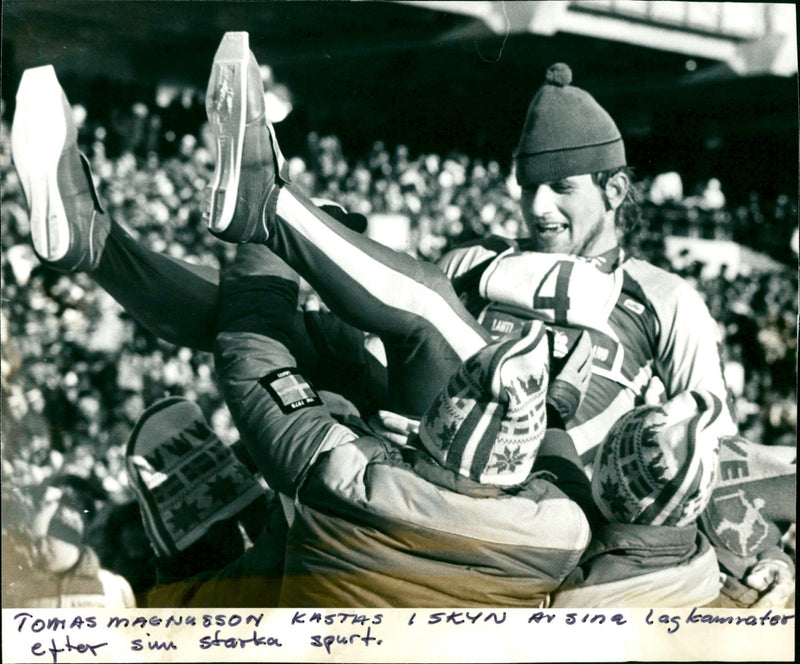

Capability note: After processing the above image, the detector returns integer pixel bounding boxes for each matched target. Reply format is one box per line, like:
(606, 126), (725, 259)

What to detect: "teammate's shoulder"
(622, 256), (709, 307)
(437, 235), (517, 278)
(452, 234), (519, 254)
(623, 256), (696, 289)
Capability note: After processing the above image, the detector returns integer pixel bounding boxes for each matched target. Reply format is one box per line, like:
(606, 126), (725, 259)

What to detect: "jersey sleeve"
(214, 267), (358, 497)
(652, 279), (737, 433)
(656, 282), (718, 392)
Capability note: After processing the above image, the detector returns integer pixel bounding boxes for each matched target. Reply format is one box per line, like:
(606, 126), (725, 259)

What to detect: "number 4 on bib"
(533, 260), (574, 324)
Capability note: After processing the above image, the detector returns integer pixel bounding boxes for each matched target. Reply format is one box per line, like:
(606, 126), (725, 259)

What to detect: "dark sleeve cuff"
(217, 275), (298, 351)
(546, 403), (566, 430)
(533, 430), (605, 530)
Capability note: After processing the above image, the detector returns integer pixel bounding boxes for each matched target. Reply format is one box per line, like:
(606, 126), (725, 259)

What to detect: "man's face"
(519, 174), (616, 256)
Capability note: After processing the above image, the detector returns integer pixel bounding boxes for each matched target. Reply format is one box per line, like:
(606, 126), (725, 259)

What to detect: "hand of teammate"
(546, 330), (594, 424)
(747, 556), (796, 608)
(368, 409), (420, 447)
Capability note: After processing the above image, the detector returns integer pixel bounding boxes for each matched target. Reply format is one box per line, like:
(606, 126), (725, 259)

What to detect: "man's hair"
(593, 166), (641, 251)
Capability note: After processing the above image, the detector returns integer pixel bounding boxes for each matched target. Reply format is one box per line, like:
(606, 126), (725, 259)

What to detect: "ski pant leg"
(89, 220), (387, 412)
(269, 184), (491, 416)
(92, 220), (220, 352)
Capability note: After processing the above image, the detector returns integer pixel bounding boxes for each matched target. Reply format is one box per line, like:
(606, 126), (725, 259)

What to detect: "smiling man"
(437, 63), (736, 462)
(11, 49), (790, 608)
(432, 62), (793, 612)
(520, 170), (616, 256)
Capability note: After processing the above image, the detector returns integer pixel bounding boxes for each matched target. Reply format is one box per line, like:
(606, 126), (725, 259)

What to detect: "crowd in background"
(1, 96), (797, 602)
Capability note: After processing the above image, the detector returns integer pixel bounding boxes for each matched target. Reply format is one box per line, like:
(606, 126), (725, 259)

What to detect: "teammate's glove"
(546, 330), (594, 425)
(718, 549), (795, 608)
(312, 198), (368, 234)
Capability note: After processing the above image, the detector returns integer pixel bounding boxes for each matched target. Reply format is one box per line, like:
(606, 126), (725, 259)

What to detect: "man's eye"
(550, 182), (571, 193)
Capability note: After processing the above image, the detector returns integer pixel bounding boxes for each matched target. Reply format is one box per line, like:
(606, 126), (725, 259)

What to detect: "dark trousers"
(92, 220), (387, 415)
(90, 183), (490, 417)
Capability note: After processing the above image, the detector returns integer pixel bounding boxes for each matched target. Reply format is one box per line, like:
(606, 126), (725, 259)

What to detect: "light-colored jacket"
(551, 522), (720, 608)
(3, 544), (136, 609)
(216, 330), (592, 608)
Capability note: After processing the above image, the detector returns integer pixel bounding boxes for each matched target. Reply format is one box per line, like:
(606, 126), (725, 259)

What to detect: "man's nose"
(530, 184), (556, 218)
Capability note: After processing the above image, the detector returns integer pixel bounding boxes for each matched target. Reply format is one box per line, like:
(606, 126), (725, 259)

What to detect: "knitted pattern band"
(591, 390), (725, 526)
(514, 63), (626, 186)
(125, 397), (264, 557)
(418, 321), (549, 486)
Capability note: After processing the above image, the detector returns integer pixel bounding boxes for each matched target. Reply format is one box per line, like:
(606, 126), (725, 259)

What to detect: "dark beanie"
(514, 63), (625, 187)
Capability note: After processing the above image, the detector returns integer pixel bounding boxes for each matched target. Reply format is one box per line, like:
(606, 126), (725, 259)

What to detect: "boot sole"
(11, 66), (71, 262)
(203, 32), (250, 236)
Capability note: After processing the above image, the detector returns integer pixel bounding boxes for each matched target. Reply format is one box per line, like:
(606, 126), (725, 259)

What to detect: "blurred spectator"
(90, 500), (157, 605)
(2, 480), (136, 608)
(261, 64), (293, 124)
(649, 171), (684, 205)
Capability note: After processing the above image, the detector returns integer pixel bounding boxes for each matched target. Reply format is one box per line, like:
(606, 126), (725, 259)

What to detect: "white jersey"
(439, 240), (736, 463)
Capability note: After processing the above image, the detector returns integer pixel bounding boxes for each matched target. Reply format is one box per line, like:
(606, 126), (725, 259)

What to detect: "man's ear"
(604, 170), (630, 211)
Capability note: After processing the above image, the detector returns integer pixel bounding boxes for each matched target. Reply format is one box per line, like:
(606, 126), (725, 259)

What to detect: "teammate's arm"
(653, 281), (738, 434)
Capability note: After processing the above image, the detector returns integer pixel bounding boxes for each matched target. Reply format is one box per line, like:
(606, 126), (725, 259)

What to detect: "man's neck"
(579, 246), (624, 273)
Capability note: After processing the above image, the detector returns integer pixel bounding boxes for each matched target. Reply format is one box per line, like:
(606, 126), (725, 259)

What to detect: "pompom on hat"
(417, 321), (549, 487)
(514, 63), (626, 187)
(591, 390), (726, 527)
(125, 397), (265, 557)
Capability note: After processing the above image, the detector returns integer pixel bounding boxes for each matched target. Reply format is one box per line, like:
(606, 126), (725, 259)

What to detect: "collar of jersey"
(578, 246), (624, 273)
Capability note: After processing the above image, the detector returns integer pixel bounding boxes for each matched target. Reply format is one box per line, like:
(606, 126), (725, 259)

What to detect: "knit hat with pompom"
(514, 63), (626, 186)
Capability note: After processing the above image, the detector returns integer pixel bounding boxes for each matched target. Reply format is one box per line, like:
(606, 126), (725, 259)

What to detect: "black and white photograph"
(1, 2), (796, 661)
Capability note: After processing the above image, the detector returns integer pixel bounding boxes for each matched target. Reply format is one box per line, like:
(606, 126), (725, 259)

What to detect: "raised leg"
(203, 32), (492, 414)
